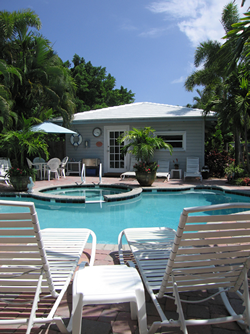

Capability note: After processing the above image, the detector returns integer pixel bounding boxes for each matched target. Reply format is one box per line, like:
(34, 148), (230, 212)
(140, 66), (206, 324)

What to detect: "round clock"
(93, 127), (102, 137)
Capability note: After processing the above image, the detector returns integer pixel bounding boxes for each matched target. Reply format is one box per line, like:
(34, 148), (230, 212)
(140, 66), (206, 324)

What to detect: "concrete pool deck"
(0, 175), (249, 334)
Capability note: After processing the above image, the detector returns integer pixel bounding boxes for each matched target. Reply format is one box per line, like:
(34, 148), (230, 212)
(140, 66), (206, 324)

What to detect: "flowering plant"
(173, 158), (179, 168)
(133, 161), (159, 173)
(6, 167), (36, 178)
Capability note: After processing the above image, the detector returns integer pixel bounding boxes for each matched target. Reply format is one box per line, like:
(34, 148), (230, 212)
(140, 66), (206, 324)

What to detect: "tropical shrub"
(205, 150), (230, 178)
(235, 177), (250, 186)
(0, 118), (49, 176)
(133, 161), (159, 173)
(118, 127), (172, 165)
(224, 161), (245, 179)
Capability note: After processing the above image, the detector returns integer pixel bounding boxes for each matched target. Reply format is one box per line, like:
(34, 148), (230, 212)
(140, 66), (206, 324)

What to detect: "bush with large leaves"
(0, 117), (49, 176)
(118, 127), (172, 168)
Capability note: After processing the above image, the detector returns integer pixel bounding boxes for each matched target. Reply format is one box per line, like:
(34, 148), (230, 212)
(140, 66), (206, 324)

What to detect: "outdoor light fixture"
(84, 140), (90, 148)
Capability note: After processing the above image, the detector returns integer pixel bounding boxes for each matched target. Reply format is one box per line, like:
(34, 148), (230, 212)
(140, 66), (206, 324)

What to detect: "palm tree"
(0, 9), (41, 63)
(185, 2), (243, 165)
(0, 59), (21, 129)
(0, 9), (76, 128)
(0, 116), (49, 171)
(118, 127), (172, 164)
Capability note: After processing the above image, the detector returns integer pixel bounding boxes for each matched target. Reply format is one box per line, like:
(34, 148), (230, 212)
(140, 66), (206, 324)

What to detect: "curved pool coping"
(32, 184), (142, 203)
(1, 184), (250, 203)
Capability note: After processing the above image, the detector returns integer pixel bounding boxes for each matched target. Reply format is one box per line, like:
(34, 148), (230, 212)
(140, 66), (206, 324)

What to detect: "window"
(156, 131), (186, 150)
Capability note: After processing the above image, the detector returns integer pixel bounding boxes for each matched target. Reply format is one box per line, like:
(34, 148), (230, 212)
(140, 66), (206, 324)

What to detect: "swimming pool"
(1, 188), (249, 244)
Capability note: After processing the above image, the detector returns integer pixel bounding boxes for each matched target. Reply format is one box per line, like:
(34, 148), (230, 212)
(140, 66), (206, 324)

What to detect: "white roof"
(55, 102), (216, 123)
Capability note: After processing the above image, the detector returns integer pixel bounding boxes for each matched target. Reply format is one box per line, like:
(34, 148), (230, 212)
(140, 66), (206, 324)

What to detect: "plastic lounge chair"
(0, 199), (96, 334)
(46, 158), (61, 181)
(0, 157), (11, 185)
(59, 156), (69, 178)
(184, 157), (202, 181)
(120, 155), (137, 179)
(156, 160), (170, 181)
(118, 203), (250, 334)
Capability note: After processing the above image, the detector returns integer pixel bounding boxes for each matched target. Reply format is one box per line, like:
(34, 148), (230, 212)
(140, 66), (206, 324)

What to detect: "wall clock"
(93, 127), (102, 137)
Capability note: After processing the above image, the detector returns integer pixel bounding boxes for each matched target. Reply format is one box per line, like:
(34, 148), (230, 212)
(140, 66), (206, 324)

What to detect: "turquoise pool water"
(1, 189), (249, 244)
(42, 186), (129, 202)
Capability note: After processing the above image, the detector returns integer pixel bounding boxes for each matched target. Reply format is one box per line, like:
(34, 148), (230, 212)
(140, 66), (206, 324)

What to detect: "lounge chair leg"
(71, 291), (84, 334)
(130, 301), (137, 320)
(135, 288), (148, 334)
(172, 277), (188, 334)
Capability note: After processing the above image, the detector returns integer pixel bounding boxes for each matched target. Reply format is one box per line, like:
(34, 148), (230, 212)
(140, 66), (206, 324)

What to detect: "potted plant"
(173, 158), (179, 169)
(118, 127), (172, 186)
(0, 118), (49, 191)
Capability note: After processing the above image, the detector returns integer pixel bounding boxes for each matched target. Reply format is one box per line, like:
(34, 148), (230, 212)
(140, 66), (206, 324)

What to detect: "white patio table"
(33, 162), (47, 180)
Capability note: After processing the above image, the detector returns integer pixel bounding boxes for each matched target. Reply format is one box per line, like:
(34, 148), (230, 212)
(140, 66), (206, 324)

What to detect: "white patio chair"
(0, 157), (11, 185)
(26, 158), (40, 179)
(156, 160), (170, 181)
(120, 155), (137, 179)
(118, 203), (250, 334)
(184, 157), (202, 181)
(59, 156), (69, 178)
(0, 199), (96, 334)
(46, 158), (61, 181)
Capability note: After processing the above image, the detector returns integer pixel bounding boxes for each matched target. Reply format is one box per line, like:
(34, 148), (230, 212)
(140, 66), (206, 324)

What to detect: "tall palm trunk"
(244, 114), (250, 171)
(235, 127), (241, 166)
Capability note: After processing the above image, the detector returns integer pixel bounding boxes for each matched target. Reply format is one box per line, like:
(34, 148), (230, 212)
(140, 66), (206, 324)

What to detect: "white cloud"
(120, 22), (138, 31)
(147, 0), (247, 47)
(139, 27), (169, 38)
(171, 76), (186, 84)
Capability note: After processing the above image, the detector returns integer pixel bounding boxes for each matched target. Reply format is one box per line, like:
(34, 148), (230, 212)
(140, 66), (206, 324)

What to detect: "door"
(104, 126), (129, 173)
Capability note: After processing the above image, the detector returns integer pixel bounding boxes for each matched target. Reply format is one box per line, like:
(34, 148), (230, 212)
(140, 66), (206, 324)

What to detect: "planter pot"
(174, 164), (179, 169)
(10, 176), (30, 192)
(136, 171), (157, 186)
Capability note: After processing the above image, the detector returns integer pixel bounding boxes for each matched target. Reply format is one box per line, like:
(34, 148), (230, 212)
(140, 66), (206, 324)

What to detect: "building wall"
(65, 119), (205, 175)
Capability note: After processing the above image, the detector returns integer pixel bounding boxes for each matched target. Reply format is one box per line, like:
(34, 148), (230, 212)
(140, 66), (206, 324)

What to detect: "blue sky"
(1, 0), (247, 107)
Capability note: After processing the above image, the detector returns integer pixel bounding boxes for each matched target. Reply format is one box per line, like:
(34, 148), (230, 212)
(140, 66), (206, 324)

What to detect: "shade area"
(31, 121), (76, 134)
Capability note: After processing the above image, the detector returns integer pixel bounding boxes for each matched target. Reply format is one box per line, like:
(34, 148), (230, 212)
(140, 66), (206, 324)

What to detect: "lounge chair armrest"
(118, 230), (126, 265)
(89, 230), (97, 266)
(127, 260), (136, 268)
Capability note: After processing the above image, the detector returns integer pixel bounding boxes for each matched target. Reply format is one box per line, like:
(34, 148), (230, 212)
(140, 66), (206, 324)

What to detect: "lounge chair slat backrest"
(157, 160), (169, 173)
(158, 203), (250, 298)
(0, 202), (55, 295)
(0, 199), (96, 334)
(0, 157), (11, 170)
(186, 157), (199, 173)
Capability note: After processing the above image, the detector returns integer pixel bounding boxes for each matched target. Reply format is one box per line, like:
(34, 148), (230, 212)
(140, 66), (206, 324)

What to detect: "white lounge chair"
(120, 155), (137, 179)
(118, 203), (250, 334)
(0, 199), (96, 334)
(156, 160), (170, 181)
(0, 157), (11, 185)
(184, 157), (202, 181)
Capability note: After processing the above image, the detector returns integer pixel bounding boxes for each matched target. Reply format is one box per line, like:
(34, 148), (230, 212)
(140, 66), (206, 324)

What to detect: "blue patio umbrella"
(30, 121), (77, 134)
